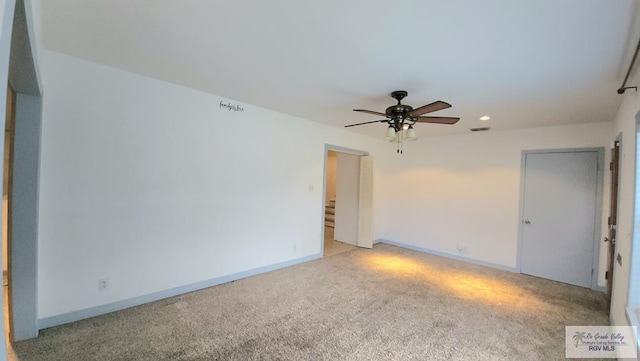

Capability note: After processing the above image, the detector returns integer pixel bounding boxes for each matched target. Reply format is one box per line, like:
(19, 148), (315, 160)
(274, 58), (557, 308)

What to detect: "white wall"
(37, 50), (382, 319)
(334, 152), (360, 245)
(608, 69), (640, 329)
(325, 151), (336, 205)
(377, 122), (612, 279)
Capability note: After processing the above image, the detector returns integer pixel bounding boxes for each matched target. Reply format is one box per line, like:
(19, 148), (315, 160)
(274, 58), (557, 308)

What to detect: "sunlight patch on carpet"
(360, 252), (546, 310)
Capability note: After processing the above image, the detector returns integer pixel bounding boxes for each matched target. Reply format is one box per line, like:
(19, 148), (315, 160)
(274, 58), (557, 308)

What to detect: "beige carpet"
(10, 244), (608, 360)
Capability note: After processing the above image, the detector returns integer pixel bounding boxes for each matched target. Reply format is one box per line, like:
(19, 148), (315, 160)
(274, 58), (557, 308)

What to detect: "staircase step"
(325, 220), (335, 228)
(325, 214), (335, 221)
(325, 208), (335, 215)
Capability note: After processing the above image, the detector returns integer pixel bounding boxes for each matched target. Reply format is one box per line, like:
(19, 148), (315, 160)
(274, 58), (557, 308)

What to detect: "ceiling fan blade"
(354, 109), (387, 117)
(344, 120), (387, 128)
(408, 101), (451, 117)
(414, 116), (460, 125)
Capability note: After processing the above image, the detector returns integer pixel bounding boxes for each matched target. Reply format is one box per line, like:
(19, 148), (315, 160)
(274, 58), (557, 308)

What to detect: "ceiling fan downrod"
(391, 90), (408, 104)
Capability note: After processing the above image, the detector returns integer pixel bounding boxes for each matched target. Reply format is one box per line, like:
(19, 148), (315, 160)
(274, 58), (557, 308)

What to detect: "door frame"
(320, 144), (369, 255)
(3, 0), (42, 341)
(605, 135), (621, 312)
(516, 147), (605, 290)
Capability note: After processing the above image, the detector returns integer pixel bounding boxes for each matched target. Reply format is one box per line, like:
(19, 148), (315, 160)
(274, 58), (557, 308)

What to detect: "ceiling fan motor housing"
(386, 91), (413, 127)
(385, 104), (413, 119)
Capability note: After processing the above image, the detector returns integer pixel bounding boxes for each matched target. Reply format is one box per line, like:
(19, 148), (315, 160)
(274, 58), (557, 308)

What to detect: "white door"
(334, 153), (361, 245)
(520, 151), (599, 288)
(357, 156), (374, 249)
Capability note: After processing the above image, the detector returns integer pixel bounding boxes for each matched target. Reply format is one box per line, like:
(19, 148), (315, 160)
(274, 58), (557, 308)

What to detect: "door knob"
(524, 220), (531, 224)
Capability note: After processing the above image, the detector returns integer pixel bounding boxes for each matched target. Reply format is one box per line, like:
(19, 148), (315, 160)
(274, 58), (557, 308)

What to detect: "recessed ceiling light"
(479, 115), (491, 121)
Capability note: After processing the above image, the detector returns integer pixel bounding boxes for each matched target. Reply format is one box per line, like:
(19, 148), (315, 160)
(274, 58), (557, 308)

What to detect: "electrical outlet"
(292, 244), (297, 252)
(456, 245), (468, 255)
(98, 278), (109, 292)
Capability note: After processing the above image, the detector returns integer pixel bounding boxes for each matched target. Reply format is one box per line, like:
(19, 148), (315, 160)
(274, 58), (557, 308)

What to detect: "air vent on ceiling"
(470, 127), (491, 132)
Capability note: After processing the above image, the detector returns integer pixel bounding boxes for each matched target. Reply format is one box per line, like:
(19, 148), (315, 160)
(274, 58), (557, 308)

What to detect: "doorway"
(518, 149), (604, 289)
(322, 146), (373, 256)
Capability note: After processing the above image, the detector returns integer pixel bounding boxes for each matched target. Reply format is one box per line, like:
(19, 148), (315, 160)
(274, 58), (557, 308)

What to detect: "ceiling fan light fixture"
(405, 125), (417, 141)
(383, 126), (397, 141)
(346, 91), (459, 153)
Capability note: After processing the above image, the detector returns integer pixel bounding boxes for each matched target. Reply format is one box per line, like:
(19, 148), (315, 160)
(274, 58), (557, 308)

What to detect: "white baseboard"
(38, 253), (322, 330)
(375, 239), (518, 273)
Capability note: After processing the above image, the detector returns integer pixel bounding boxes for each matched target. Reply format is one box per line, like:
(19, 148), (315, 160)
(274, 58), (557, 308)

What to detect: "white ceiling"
(39, 0), (638, 138)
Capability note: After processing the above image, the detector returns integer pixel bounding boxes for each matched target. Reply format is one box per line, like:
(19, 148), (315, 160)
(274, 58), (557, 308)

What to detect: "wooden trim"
(606, 140), (621, 314)
(5, 84), (15, 341)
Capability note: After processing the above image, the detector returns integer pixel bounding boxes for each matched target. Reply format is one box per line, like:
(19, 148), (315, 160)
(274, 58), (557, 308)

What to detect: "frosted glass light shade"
(405, 126), (417, 141)
(383, 126), (397, 141)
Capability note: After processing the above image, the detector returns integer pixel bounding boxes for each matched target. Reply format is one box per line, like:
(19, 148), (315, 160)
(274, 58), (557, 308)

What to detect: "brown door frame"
(3, 84), (15, 340)
(605, 138), (621, 314)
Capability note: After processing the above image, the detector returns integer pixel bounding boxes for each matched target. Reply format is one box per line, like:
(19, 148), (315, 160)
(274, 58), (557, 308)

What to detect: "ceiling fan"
(345, 90), (460, 153)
